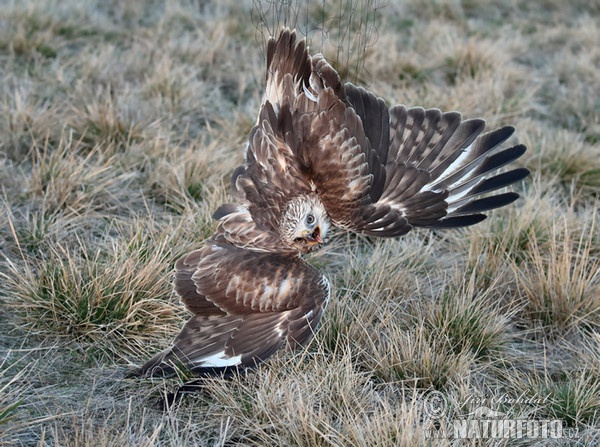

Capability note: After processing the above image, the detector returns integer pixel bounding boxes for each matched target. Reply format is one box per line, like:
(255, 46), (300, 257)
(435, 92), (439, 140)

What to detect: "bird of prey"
(137, 28), (529, 378)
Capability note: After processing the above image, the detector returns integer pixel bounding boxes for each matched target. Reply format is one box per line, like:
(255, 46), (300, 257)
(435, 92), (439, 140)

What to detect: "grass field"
(1, 0), (599, 445)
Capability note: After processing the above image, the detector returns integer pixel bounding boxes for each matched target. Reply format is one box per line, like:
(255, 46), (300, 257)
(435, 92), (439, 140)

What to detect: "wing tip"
(213, 203), (240, 220)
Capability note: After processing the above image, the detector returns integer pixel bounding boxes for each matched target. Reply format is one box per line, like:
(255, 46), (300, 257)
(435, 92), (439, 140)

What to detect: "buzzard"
(138, 28), (529, 378)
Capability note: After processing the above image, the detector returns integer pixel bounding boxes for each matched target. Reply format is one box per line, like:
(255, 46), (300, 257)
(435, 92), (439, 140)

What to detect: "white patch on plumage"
(368, 212), (406, 227)
(303, 83), (318, 102)
(258, 283), (274, 308)
(226, 275), (242, 297)
(264, 77), (283, 111)
(421, 144), (474, 193)
(275, 152), (288, 171)
(446, 183), (476, 207)
(343, 178), (365, 200)
(194, 351), (242, 368)
(375, 198), (406, 214)
(278, 278), (291, 296)
(321, 275), (331, 308)
(274, 318), (286, 338)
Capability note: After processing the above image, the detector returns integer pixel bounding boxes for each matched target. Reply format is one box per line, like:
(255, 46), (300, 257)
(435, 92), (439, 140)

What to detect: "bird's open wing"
(231, 100), (312, 234)
(254, 28), (528, 237)
(297, 64), (529, 235)
(231, 29), (314, 233)
(263, 28), (312, 112)
(293, 83), (409, 234)
(381, 103), (530, 229)
(138, 239), (329, 377)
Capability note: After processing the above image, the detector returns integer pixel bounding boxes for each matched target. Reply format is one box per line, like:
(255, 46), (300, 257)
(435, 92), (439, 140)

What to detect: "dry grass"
(1, 0), (599, 445)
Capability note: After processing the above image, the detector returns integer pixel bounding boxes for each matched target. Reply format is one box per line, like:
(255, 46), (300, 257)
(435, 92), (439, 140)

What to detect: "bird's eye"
(294, 237), (305, 243)
(306, 213), (315, 225)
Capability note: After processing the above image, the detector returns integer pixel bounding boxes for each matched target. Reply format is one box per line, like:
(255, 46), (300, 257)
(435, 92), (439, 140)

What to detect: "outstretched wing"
(297, 69), (529, 235)
(232, 100), (314, 236)
(263, 27), (312, 111)
(382, 104), (530, 229)
(231, 29), (314, 234)
(294, 80), (404, 234)
(138, 239), (330, 377)
(252, 28), (528, 238)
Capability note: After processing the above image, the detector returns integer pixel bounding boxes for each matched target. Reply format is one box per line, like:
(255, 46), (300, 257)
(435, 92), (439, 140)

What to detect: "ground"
(0, 0), (599, 446)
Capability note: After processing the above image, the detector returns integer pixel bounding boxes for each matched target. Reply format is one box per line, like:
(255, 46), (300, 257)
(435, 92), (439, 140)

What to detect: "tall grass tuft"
(1, 226), (182, 359)
(514, 220), (600, 334)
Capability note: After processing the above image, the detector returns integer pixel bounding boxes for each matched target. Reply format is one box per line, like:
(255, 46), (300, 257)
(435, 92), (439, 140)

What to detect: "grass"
(1, 0), (599, 445)
(515, 219), (600, 334)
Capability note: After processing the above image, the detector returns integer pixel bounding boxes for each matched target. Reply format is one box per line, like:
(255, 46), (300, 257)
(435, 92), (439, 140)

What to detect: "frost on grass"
(0, 0), (599, 445)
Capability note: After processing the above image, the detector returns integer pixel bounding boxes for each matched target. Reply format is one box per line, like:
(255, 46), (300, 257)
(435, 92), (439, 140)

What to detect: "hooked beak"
(303, 226), (323, 245)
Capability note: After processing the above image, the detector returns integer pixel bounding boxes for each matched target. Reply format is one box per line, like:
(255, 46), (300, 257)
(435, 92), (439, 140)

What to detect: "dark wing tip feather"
(430, 214), (488, 228)
(375, 104), (528, 231)
(469, 168), (530, 196)
(453, 192), (521, 215)
(472, 144), (528, 178)
(212, 203), (239, 220)
(137, 351), (178, 378)
(480, 125), (515, 150)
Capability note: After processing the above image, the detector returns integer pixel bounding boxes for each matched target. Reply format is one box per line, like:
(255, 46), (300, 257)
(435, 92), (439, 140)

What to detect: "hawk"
(137, 28), (529, 378)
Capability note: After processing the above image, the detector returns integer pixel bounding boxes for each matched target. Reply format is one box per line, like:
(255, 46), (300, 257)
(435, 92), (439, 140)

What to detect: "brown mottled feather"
(232, 100), (312, 234)
(304, 83), (529, 233)
(206, 26), (529, 287)
(264, 28), (312, 109)
(138, 237), (329, 377)
(211, 204), (291, 253)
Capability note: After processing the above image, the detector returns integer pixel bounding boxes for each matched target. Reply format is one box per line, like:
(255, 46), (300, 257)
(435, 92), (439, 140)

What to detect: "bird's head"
(280, 195), (331, 253)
